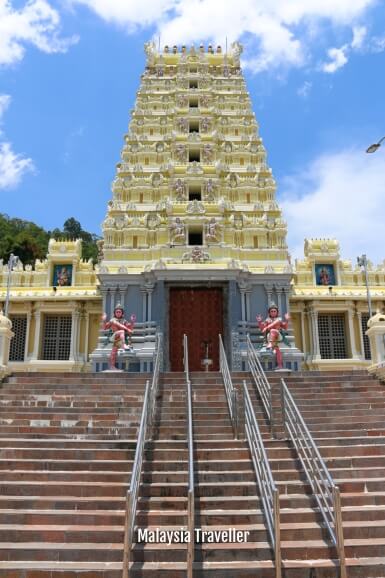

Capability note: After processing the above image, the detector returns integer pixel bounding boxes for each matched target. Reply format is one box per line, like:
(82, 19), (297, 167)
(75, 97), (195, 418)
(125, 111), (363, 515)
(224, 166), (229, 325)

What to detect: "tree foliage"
(0, 214), (100, 266)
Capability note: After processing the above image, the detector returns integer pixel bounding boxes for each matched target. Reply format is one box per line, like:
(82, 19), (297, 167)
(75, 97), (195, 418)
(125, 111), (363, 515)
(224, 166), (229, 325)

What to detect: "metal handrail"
(246, 333), (272, 420)
(281, 378), (346, 578)
(122, 334), (163, 578)
(243, 380), (281, 578)
(122, 379), (150, 578)
(149, 333), (163, 436)
(184, 334), (194, 578)
(219, 334), (238, 438)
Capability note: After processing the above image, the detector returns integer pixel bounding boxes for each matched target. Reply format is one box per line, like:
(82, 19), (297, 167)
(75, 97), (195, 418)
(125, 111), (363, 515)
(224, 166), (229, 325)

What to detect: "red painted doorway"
(169, 287), (223, 371)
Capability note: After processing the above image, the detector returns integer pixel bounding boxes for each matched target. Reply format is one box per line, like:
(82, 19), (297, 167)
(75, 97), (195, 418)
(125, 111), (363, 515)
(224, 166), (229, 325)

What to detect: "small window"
(9, 315), (27, 362)
(189, 149), (200, 162)
(144, 157), (149, 165)
(246, 193), (251, 203)
(139, 192), (144, 203)
(189, 98), (199, 108)
(235, 129), (239, 136)
(133, 236), (138, 248)
(190, 67), (197, 73)
(189, 80), (198, 89)
(189, 185), (202, 201)
(253, 236), (259, 248)
(188, 229), (203, 245)
(189, 120), (199, 133)
(41, 315), (72, 361)
(240, 158), (244, 165)
(150, 128), (153, 135)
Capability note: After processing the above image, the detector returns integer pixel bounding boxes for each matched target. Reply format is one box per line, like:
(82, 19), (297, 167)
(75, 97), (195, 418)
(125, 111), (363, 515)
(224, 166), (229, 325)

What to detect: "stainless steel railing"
(243, 380), (281, 578)
(183, 334), (194, 578)
(246, 333), (272, 420)
(281, 378), (346, 578)
(122, 334), (163, 578)
(219, 334), (238, 439)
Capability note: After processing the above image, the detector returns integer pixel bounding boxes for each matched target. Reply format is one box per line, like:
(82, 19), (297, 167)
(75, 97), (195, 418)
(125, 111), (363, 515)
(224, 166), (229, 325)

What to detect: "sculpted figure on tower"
(256, 303), (290, 369)
(101, 305), (136, 370)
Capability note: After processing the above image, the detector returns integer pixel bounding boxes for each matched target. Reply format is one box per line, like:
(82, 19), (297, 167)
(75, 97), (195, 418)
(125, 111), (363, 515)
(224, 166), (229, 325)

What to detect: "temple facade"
(0, 42), (384, 373)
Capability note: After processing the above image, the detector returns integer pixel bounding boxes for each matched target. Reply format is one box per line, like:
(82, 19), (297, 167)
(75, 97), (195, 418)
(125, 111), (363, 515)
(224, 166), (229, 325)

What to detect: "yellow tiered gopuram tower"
(92, 41), (302, 372)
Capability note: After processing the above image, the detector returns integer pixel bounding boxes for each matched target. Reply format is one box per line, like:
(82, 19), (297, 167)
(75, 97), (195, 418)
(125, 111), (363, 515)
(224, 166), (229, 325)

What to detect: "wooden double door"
(169, 287), (223, 371)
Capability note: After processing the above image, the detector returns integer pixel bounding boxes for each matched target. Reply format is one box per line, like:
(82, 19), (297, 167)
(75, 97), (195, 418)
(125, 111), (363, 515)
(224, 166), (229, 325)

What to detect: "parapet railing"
(219, 334), (239, 439)
(281, 378), (346, 578)
(243, 380), (281, 578)
(246, 333), (272, 420)
(122, 334), (163, 578)
(184, 334), (194, 578)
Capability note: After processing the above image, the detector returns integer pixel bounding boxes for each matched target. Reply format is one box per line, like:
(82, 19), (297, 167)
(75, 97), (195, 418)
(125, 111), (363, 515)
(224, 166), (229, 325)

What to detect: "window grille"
(41, 315), (72, 360)
(318, 313), (347, 359)
(9, 315), (27, 361)
(360, 313), (371, 360)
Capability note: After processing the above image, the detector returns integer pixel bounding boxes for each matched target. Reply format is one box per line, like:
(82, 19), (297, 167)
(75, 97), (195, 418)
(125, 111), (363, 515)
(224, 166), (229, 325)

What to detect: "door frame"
(165, 282), (229, 372)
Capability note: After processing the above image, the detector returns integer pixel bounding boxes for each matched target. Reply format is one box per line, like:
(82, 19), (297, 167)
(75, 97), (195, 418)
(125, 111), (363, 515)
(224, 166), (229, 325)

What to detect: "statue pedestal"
(0, 312), (14, 381)
(366, 313), (385, 380)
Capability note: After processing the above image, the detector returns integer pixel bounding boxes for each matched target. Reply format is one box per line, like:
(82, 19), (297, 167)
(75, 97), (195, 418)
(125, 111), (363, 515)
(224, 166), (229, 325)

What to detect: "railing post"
(122, 489), (132, 578)
(232, 388), (238, 439)
(333, 486), (347, 578)
(273, 488), (282, 578)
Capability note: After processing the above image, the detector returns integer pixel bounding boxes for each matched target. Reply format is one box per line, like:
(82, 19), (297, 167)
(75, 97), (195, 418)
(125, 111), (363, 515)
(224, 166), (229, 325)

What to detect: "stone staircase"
(0, 372), (148, 577)
(0, 369), (384, 576)
(266, 370), (385, 578)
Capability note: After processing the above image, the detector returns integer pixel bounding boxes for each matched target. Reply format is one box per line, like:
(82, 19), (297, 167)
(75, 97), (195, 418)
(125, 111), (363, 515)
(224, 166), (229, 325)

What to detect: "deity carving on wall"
(202, 144), (213, 163)
(178, 117), (188, 133)
(200, 117), (211, 133)
(169, 217), (186, 244)
(205, 218), (220, 243)
(204, 178), (216, 201)
(175, 144), (187, 163)
(174, 178), (186, 201)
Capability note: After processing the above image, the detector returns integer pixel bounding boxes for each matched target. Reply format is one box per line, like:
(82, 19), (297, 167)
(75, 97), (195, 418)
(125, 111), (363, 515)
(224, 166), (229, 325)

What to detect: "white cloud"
(0, 0), (78, 66)
(0, 94), (34, 189)
(71, 0), (378, 73)
(351, 25), (366, 48)
(280, 148), (385, 264)
(0, 142), (34, 188)
(297, 80), (312, 98)
(322, 45), (349, 73)
(0, 94), (11, 119)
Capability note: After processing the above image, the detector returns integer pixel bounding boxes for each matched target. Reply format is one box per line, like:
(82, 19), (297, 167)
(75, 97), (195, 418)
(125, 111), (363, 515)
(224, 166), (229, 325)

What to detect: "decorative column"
(265, 283), (274, 306)
(274, 283), (283, 312)
(69, 302), (82, 362)
(238, 282), (246, 322)
(0, 311), (14, 379)
(24, 304), (32, 362)
(301, 304), (307, 356)
(347, 305), (359, 359)
(30, 304), (42, 361)
(84, 309), (90, 363)
(356, 310), (364, 359)
(282, 286), (291, 316)
(245, 286), (252, 321)
(309, 306), (321, 360)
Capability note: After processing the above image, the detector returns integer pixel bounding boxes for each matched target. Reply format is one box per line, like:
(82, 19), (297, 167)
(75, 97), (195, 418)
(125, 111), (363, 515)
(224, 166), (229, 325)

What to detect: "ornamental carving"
(182, 247), (210, 263)
(186, 200), (205, 214)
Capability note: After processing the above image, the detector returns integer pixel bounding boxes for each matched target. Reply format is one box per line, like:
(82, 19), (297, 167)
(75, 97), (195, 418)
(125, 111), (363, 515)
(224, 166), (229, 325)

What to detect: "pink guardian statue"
(256, 303), (290, 369)
(101, 304), (136, 370)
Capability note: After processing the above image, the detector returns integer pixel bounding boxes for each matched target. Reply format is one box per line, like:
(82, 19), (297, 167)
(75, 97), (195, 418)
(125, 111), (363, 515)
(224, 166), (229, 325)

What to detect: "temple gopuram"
(0, 41), (384, 374)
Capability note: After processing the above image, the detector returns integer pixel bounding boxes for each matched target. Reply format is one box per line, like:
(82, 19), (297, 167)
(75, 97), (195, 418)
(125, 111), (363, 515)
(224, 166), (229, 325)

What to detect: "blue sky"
(1, 0), (385, 264)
